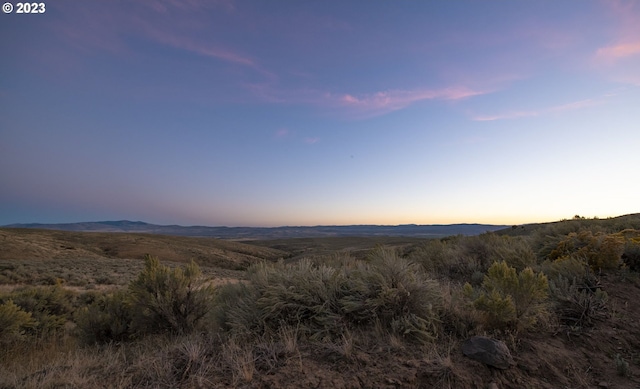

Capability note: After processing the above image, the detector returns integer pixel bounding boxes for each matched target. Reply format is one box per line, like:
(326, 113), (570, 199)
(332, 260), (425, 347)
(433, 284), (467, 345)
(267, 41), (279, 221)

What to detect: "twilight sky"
(1, 0), (639, 227)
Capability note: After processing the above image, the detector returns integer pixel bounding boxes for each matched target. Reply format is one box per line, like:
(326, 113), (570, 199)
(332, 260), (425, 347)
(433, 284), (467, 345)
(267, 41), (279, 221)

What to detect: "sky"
(1, 0), (639, 227)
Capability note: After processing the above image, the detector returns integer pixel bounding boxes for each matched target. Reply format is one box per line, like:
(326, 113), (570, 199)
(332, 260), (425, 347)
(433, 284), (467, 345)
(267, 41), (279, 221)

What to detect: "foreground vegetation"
(1, 214), (640, 388)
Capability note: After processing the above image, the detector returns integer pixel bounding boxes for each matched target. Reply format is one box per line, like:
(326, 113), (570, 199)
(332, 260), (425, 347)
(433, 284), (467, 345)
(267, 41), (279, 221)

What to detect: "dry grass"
(0, 257), (245, 290)
(0, 228), (287, 270)
(2, 225), (640, 388)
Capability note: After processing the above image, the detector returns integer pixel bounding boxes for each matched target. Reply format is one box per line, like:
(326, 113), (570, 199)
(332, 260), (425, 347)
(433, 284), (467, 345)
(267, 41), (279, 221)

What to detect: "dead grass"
(0, 257), (245, 290)
(2, 227), (640, 388)
(0, 228), (287, 270)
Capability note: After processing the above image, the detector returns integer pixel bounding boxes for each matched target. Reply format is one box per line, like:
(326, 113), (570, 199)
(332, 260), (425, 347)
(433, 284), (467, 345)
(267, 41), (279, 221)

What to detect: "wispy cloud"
(327, 86), (487, 118)
(596, 41), (640, 61)
(50, 1), (261, 73)
(594, 1), (640, 63)
(241, 84), (488, 119)
(145, 27), (255, 66)
(304, 137), (320, 144)
(472, 98), (604, 122)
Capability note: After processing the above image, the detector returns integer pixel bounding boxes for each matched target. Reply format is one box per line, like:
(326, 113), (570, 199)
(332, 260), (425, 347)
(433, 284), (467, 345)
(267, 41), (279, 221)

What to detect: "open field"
(247, 236), (425, 261)
(1, 215), (640, 388)
(0, 228), (288, 269)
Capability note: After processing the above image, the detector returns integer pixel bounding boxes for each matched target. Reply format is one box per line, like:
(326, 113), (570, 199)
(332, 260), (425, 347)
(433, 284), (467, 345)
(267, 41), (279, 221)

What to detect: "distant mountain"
(3, 220), (508, 239)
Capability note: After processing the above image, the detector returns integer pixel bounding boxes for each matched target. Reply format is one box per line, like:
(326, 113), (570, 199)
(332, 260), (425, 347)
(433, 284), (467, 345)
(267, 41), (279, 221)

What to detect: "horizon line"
(4, 214), (637, 229)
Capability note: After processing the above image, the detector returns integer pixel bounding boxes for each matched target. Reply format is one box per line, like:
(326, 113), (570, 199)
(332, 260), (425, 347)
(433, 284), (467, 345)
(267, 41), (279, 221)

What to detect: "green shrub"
(3, 284), (76, 335)
(249, 259), (344, 339)
(218, 249), (442, 344)
(340, 248), (442, 343)
(211, 282), (261, 337)
(549, 231), (624, 271)
(541, 255), (589, 282)
(408, 239), (450, 274)
(490, 237), (538, 271)
(411, 234), (538, 282)
(466, 261), (549, 330)
(75, 290), (133, 344)
(0, 300), (35, 343)
(129, 255), (214, 335)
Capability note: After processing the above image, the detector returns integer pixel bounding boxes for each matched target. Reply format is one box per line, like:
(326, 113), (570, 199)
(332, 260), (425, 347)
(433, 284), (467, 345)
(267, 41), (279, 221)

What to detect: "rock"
(488, 382), (499, 389)
(461, 336), (515, 369)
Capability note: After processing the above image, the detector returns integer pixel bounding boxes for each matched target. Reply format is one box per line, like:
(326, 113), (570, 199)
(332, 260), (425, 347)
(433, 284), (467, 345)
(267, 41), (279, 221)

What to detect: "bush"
(490, 237), (538, 271)
(129, 255), (214, 335)
(0, 300), (35, 343)
(217, 249), (442, 344)
(549, 231), (624, 271)
(265, 261), (344, 335)
(340, 248), (442, 343)
(621, 236), (640, 271)
(465, 261), (549, 330)
(411, 234), (538, 283)
(211, 282), (261, 337)
(549, 276), (608, 328)
(75, 290), (133, 344)
(3, 284), (76, 336)
(541, 255), (589, 282)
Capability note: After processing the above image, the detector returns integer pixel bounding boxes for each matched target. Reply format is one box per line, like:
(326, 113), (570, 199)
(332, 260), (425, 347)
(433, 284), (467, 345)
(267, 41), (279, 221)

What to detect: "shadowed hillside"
(0, 228), (287, 270)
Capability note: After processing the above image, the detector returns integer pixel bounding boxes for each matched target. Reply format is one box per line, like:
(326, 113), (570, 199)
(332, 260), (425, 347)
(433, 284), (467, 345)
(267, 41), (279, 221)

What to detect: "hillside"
(0, 228), (287, 270)
(3, 220), (509, 239)
(496, 213), (640, 237)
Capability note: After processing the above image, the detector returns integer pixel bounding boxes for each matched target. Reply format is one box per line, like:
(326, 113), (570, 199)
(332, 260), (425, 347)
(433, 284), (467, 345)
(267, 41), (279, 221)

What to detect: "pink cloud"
(239, 84), (489, 119)
(472, 98), (604, 122)
(329, 86), (487, 118)
(50, 1), (256, 71)
(132, 18), (256, 67)
(596, 41), (640, 60)
(595, 1), (640, 62)
(304, 137), (320, 144)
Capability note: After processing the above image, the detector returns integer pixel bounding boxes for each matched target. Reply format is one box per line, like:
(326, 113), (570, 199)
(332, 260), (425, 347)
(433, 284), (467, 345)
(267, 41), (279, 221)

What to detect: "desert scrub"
(75, 290), (134, 344)
(464, 261), (549, 331)
(247, 259), (345, 339)
(620, 230), (640, 271)
(549, 231), (624, 271)
(490, 236), (538, 271)
(129, 255), (214, 335)
(217, 248), (442, 344)
(0, 300), (35, 343)
(548, 275), (608, 328)
(340, 247), (442, 343)
(410, 234), (537, 282)
(1, 284), (78, 336)
(408, 236), (486, 282)
(541, 255), (590, 282)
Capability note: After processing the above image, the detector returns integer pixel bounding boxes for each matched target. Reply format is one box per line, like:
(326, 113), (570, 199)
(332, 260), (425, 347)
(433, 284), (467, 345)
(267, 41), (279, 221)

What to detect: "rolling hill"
(3, 220), (509, 239)
(0, 228), (287, 270)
